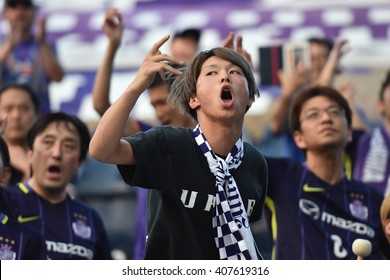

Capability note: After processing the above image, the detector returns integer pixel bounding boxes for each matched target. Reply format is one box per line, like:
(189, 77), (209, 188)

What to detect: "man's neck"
(27, 178), (67, 204)
(198, 120), (243, 157)
(306, 150), (345, 185)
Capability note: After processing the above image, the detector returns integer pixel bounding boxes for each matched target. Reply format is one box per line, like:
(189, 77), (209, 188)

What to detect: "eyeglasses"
(301, 106), (345, 122)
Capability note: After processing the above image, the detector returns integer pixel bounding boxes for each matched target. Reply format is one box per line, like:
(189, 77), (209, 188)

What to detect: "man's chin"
(44, 184), (67, 193)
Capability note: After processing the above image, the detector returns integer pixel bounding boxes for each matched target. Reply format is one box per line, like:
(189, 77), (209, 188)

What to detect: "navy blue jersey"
(0, 212), (47, 260)
(265, 157), (390, 260)
(10, 183), (112, 260)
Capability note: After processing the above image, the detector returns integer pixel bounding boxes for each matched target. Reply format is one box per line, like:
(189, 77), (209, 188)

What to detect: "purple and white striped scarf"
(193, 124), (257, 260)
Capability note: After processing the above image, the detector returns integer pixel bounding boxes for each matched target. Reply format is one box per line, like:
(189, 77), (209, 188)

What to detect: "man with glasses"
(264, 86), (390, 259)
(353, 71), (390, 196)
(0, 0), (64, 114)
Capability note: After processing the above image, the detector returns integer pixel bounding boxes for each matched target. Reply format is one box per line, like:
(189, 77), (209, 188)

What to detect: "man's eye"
(306, 111), (319, 119)
(329, 108), (342, 116)
(64, 144), (76, 151)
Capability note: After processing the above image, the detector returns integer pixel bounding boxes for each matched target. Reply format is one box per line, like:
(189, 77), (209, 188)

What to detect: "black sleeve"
(117, 126), (191, 190)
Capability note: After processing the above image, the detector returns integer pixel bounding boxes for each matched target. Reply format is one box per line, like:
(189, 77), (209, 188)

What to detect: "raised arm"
(222, 32), (252, 67)
(0, 35), (13, 63)
(338, 82), (369, 131)
(89, 35), (183, 165)
(92, 8), (123, 117)
(315, 39), (368, 130)
(36, 17), (65, 82)
(316, 39), (348, 87)
(269, 65), (312, 134)
(92, 8), (141, 136)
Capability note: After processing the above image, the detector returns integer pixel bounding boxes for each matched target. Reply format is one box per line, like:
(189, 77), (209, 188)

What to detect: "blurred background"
(1, 0), (389, 259)
(1, 0), (389, 126)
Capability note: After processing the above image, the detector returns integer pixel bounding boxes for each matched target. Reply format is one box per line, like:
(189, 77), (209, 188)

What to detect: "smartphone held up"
(258, 42), (311, 86)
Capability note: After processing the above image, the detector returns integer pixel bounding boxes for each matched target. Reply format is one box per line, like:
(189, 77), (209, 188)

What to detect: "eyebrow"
(41, 134), (78, 143)
(203, 62), (236, 69)
(304, 105), (340, 111)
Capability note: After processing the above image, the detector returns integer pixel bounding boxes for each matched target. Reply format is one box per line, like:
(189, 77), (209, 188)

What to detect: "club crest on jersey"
(0, 243), (16, 260)
(72, 214), (91, 239)
(349, 199), (368, 221)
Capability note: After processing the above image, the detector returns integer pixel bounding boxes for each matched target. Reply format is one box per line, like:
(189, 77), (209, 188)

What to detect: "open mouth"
(221, 87), (233, 101)
(48, 165), (61, 174)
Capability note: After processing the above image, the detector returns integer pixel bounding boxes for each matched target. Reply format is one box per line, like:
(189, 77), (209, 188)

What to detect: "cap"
(173, 28), (201, 43)
(4, 0), (34, 9)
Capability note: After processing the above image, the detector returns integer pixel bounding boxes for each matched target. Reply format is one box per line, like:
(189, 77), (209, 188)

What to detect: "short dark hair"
(379, 70), (390, 101)
(289, 86), (352, 133)
(173, 28), (201, 44)
(4, 0), (34, 9)
(0, 136), (10, 169)
(27, 112), (91, 162)
(0, 83), (40, 113)
(308, 37), (334, 56)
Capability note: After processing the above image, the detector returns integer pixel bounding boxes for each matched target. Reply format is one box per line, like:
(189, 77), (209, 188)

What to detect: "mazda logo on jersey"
(299, 198), (375, 238)
(299, 199), (320, 220)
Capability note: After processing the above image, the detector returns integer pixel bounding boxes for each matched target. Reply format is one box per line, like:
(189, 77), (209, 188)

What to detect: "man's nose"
(221, 72), (230, 83)
(51, 143), (62, 159)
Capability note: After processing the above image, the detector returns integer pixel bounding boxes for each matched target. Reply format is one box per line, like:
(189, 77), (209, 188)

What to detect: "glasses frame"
(301, 106), (345, 122)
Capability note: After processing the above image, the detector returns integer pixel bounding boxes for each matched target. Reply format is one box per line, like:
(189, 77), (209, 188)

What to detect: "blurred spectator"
(0, 123), (11, 187)
(265, 86), (390, 259)
(89, 8), (197, 259)
(259, 38), (368, 163)
(0, 134), (47, 259)
(0, 0), (64, 113)
(170, 28), (201, 63)
(10, 112), (112, 259)
(353, 70), (390, 195)
(0, 83), (39, 185)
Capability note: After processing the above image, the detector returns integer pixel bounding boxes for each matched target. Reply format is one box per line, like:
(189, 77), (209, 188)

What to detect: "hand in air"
(131, 35), (184, 93)
(222, 32), (253, 67)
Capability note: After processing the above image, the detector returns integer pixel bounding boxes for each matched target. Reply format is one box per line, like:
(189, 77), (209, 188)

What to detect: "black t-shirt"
(118, 126), (268, 260)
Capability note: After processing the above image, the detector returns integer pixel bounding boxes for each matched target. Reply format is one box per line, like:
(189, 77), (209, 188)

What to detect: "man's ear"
(189, 96), (200, 110)
(27, 149), (33, 164)
(293, 130), (307, 150)
(377, 99), (385, 116)
(347, 127), (353, 143)
(244, 98), (254, 113)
